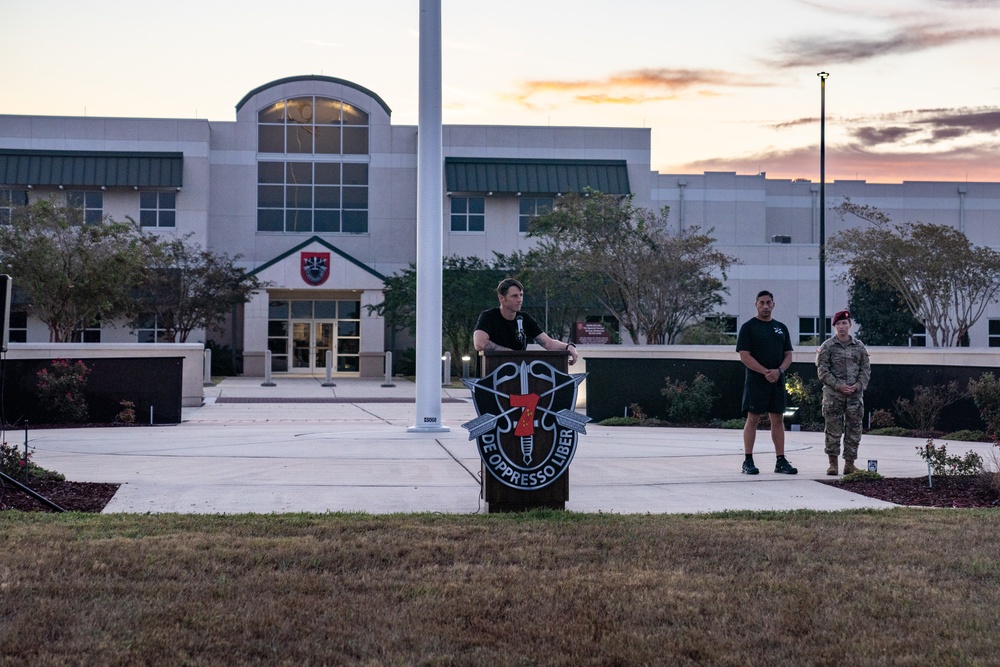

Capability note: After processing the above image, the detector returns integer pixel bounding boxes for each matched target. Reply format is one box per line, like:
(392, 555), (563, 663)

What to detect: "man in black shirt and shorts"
(474, 278), (579, 364)
(735, 290), (798, 475)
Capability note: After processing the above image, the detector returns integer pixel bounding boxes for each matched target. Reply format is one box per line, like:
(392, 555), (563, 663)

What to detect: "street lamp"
(817, 71), (829, 340)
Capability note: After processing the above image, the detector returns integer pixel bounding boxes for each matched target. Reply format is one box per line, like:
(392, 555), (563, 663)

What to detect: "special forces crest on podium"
(463, 360), (589, 491)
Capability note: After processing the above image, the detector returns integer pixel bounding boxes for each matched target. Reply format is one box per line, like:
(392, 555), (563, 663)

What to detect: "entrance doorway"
(267, 298), (361, 374)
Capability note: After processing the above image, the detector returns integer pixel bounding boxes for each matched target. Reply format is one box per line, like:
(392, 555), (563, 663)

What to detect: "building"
(3, 75), (999, 375)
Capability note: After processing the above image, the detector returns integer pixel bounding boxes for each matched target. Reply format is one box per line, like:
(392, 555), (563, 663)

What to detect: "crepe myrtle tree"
(368, 255), (504, 361)
(830, 200), (1000, 347)
(527, 189), (737, 344)
(130, 233), (267, 343)
(0, 198), (147, 342)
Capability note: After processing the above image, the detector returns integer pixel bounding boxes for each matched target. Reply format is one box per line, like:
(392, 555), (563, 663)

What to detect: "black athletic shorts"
(742, 374), (788, 415)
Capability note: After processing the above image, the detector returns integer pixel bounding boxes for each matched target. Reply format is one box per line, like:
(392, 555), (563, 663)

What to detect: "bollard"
(203, 348), (214, 387)
(23, 420), (29, 483)
(322, 350), (336, 387)
(381, 350), (396, 387)
(261, 350), (276, 387)
(462, 355), (471, 379)
(441, 351), (452, 386)
(150, 405), (154, 425)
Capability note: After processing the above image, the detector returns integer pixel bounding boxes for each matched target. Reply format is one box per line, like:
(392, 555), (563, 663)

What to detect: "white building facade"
(2, 75), (999, 375)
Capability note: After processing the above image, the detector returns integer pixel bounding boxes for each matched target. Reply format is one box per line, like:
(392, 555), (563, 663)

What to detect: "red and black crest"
(463, 361), (588, 490)
(300, 252), (330, 286)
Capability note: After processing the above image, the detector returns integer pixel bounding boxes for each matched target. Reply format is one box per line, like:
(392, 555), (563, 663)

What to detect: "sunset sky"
(2, 0), (998, 183)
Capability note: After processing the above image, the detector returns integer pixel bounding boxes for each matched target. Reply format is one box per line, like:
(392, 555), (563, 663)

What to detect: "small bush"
(116, 400), (136, 425)
(712, 418), (747, 430)
(0, 441), (64, 481)
(869, 427), (911, 437)
(598, 417), (644, 426)
(786, 372), (823, 426)
(894, 381), (963, 432)
(661, 373), (716, 423)
(35, 358), (91, 424)
(841, 470), (884, 483)
(917, 439), (984, 477)
(941, 430), (989, 442)
(869, 409), (895, 430)
(967, 372), (1000, 441)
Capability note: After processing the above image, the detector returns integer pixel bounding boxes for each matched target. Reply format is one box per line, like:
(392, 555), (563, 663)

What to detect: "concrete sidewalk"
(22, 376), (988, 515)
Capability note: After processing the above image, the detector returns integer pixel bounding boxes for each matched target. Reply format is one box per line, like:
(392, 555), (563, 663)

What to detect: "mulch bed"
(824, 475), (1000, 509)
(1, 479), (120, 513)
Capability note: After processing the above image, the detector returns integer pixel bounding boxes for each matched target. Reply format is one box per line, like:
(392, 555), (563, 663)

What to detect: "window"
(518, 197), (553, 233)
(71, 318), (101, 343)
(67, 190), (103, 225)
(257, 161), (368, 233)
(703, 315), (738, 337)
(139, 192), (176, 228)
(135, 314), (174, 343)
(990, 320), (1000, 348)
(0, 189), (27, 225)
(909, 322), (926, 347)
(266, 299), (362, 373)
(257, 96), (369, 155)
(450, 196), (485, 232)
(8, 311), (27, 343)
(798, 316), (831, 344)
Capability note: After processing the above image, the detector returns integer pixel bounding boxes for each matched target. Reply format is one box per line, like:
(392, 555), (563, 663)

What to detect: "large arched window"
(256, 96), (369, 233)
(257, 96), (369, 155)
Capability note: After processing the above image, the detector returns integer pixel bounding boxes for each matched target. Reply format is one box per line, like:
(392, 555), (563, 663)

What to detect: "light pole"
(817, 71), (829, 340)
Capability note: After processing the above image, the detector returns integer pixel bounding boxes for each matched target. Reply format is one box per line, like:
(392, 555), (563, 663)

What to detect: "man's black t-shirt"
(475, 308), (543, 351)
(736, 317), (792, 376)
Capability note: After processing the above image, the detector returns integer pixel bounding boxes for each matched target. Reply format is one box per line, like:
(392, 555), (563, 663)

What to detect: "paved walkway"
(21, 376), (991, 515)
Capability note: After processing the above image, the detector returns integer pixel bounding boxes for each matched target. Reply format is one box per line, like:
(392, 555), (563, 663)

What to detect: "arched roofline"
(235, 75), (392, 117)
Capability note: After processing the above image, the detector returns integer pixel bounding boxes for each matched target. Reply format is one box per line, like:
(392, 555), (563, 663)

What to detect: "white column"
(409, 0), (448, 432)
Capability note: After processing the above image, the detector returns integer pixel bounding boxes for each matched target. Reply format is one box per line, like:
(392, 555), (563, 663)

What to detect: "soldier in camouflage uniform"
(816, 310), (871, 475)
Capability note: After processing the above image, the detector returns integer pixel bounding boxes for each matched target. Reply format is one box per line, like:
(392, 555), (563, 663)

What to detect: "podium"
(476, 350), (572, 513)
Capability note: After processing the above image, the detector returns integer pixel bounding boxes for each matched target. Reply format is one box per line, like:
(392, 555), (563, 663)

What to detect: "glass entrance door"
(291, 321), (335, 373)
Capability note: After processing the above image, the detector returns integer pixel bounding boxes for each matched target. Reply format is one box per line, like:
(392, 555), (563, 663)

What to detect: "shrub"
(869, 409), (895, 430)
(206, 340), (240, 376)
(661, 373), (716, 423)
(598, 417), (643, 426)
(786, 372), (823, 426)
(712, 418), (747, 430)
(894, 381), (963, 432)
(967, 372), (1000, 442)
(941, 430), (989, 442)
(917, 439), (984, 477)
(0, 441), (64, 481)
(116, 400), (136, 425)
(35, 359), (91, 424)
(841, 470), (884, 483)
(868, 427), (911, 437)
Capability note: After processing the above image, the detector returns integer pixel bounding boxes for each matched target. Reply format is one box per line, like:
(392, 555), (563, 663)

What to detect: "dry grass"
(2, 509), (999, 666)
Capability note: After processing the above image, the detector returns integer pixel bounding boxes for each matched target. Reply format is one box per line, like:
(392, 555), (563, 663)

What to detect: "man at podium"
(474, 278), (579, 366)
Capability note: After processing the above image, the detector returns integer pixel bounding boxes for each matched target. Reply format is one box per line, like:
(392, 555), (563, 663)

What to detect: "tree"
(0, 199), (147, 342)
(528, 190), (737, 344)
(847, 278), (920, 346)
(368, 255), (503, 361)
(830, 200), (1000, 346)
(133, 234), (267, 343)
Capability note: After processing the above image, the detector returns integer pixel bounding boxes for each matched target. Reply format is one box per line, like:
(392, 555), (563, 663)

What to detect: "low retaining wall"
(3, 343), (204, 425)
(575, 345), (1000, 433)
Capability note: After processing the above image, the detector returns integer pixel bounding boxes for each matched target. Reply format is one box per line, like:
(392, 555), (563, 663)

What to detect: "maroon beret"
(833, 310), (851, 325)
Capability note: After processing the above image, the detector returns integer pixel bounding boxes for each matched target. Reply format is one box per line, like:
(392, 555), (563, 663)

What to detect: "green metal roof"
(445, 157), (630, 195)
(0, 149), (183, 188)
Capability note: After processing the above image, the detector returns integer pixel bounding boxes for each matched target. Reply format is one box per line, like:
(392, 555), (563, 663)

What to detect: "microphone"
(516, 316), (525, 348)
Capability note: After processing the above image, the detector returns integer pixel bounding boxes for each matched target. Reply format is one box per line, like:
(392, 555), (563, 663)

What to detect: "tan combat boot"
(843, 459), (859, 475)
(827, 455), (839, 475)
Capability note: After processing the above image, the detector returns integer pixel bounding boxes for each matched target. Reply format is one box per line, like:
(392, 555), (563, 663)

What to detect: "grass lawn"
(2, 509), (998, 666)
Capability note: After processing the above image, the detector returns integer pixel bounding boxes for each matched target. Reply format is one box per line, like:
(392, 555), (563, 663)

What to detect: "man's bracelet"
(566, 343), (576, 351)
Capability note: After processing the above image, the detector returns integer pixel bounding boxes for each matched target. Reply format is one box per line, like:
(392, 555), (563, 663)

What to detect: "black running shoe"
(774, 458), (798, 474)
(742, 459), (759, 475)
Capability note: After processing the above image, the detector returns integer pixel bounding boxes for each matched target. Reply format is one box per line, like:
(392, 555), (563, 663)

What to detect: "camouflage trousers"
(822, 392), (864, 460)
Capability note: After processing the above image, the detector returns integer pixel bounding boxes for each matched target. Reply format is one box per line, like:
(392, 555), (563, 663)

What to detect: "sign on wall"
(300, 252), (331, 286)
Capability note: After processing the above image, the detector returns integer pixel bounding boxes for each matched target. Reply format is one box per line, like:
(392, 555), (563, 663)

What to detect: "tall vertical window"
(135, 314), (173, 343)
(71, 318), (102, 343)
(0, 189), (27, 225)
(450, 196), (485, 232)
(8, 311), (27, 343)
(67, 191), (103, 225)
(257, 161), (368, 233)
(798, 316), (831, 344)
(909, 323), (927, 347)
(990, 320), (1000, 348)
(519, 197), (553, 233)
(139, 192), (177, 228)
(258, 96), (369, 155)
